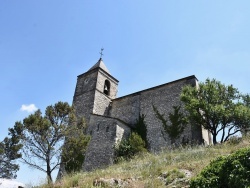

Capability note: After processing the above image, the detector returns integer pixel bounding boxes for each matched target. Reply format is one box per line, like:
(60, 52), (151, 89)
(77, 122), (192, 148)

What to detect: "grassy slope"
(42, 136), (250, 188)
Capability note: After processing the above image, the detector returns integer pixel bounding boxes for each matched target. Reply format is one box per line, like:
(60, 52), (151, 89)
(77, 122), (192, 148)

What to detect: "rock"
(0, 178), (25, 188)
(179, 169), (192, 178)
(158, 169), (192, 188)
(93, 177), (135, 187)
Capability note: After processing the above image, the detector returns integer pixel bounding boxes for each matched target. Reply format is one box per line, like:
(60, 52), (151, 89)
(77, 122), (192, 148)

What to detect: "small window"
(106, 126), (109, 132)
(104, 80), (110, 95)
(97, 124), (99, 131)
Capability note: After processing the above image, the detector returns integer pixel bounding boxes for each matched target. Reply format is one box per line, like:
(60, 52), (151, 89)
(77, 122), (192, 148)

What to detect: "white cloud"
(20, 104), (38, 113)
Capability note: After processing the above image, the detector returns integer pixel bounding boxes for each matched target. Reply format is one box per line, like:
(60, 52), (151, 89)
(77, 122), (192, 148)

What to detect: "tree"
(236, 94), (250, 136)
(153, 105), (187, 144)
(61, 118), (90, 174)
(10, 101), (89, 183)
(181, 78), (250, 144)
(0, 122), (23, 179)
(242, 94), (250, 107)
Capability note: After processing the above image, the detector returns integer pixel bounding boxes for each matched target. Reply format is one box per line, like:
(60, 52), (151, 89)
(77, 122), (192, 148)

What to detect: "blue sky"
(1, 0), (250, 185)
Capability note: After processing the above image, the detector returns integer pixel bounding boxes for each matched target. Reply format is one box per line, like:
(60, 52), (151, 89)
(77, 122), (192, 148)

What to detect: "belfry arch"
(104, 80), (110, 96)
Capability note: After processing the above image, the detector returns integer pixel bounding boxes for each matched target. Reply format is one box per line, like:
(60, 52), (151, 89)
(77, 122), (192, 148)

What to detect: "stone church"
(72, 57), (211, 171)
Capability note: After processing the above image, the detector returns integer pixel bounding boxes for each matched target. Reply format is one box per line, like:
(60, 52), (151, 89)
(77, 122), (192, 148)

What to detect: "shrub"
(160, 169), (185, 185)
(190, 147), (250, 188)
(133, 114), (148, 148)
(129, 132), (147, 153)
(115, 132), (147, 161)
(226, 136), (242, 145)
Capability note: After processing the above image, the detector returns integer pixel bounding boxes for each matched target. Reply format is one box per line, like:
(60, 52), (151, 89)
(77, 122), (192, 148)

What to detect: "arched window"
(104, 80), (110, 96)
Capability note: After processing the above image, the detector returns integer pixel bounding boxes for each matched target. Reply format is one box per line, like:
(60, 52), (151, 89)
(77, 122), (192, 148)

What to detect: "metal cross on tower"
(100, 48), (104, 58)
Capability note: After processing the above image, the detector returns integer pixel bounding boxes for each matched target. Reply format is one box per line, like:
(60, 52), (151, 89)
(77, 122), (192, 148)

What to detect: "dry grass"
(40, 136), (250, 188)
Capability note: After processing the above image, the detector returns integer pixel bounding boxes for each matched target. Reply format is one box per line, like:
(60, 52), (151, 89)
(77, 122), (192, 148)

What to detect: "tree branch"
(21, 157), (46, 173)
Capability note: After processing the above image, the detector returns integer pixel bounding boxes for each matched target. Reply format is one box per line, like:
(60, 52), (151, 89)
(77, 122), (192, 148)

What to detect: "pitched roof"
(88, 58), (110, 73)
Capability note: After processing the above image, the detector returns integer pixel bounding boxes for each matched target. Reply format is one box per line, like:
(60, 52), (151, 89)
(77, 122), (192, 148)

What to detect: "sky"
(1, 0), (250, 185)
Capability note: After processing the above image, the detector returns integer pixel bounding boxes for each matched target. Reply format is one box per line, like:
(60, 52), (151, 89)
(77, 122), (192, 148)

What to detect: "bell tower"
(73, 58), (119, 123)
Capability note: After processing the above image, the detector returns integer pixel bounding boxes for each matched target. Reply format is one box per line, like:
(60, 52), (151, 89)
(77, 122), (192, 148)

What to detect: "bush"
(133, 114), (148, 148)
(115, 132), (147, 161)
(226, 136), (242, 145)
(190, 147), (250, 188)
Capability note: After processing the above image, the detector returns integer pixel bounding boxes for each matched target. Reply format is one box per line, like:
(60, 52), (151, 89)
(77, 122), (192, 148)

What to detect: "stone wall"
(77, 73), (210, 171)
(83, 114), (130, 171)
(92, 69), (119, 116)
(73, 70), (98, 122)
(73, 91), (95, 122)
(110, 76), (201, 152)
(74, 71), (98, 96)
(67, 59), (212, 175)
(96, 70), (118, 99)
(93, 90), (112, 116)
(73, 67), (118, 123)
(109, 95), (140, 126)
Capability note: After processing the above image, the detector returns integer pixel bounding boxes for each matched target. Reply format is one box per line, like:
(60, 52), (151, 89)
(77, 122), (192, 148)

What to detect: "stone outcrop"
(0, 178), (25, 188)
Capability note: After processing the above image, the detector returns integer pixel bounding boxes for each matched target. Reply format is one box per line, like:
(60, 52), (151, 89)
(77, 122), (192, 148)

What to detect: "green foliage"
(227, 136), (242, 145)
(7, 101), (88, 183)
(0, 122), (23, 179)
(63, 136), (90, 173)
(40, 136), (250, 188)
(190, 147), (250, 188)
(129, 132), (147, 154)
(20, 102), (74, 183)
(133, 114), (148, 148)
(115, 132), (147, 161)
(62, 118), (90, 173)
(242, 94), (250, 108)
(160, 169), (185, 185)
(181, 78), (250, 144)
(115, 114), (148, 162)
(153, 105), (187, 144)
(0, 142), (20, 179)
(238, 94), (250, 136)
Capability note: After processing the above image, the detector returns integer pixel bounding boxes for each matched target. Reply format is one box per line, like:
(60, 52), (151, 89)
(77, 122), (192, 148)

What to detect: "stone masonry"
(71, 58), (211, 171)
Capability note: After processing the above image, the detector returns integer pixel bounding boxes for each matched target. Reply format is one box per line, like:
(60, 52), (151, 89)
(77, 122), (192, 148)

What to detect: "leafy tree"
(153, 105), (187, 144)
(61, 118), (90, 174)
(242, 94), (250, 107)
(239, 94), (250, 135)
(9, 101), (89, 183)
(0, 122), (23, 179)
(181, 78), (250, 144)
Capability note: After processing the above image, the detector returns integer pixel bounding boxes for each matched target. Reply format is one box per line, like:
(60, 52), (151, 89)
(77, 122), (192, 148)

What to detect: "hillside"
(42, 136), (250, 188)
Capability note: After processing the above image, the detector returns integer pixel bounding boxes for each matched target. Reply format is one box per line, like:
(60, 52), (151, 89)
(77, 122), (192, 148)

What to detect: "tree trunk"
(47, 171), (52, 184)
(220, 127), (225, 143)
(47, 157), (52, 184)
(212, 133), (217, 145)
